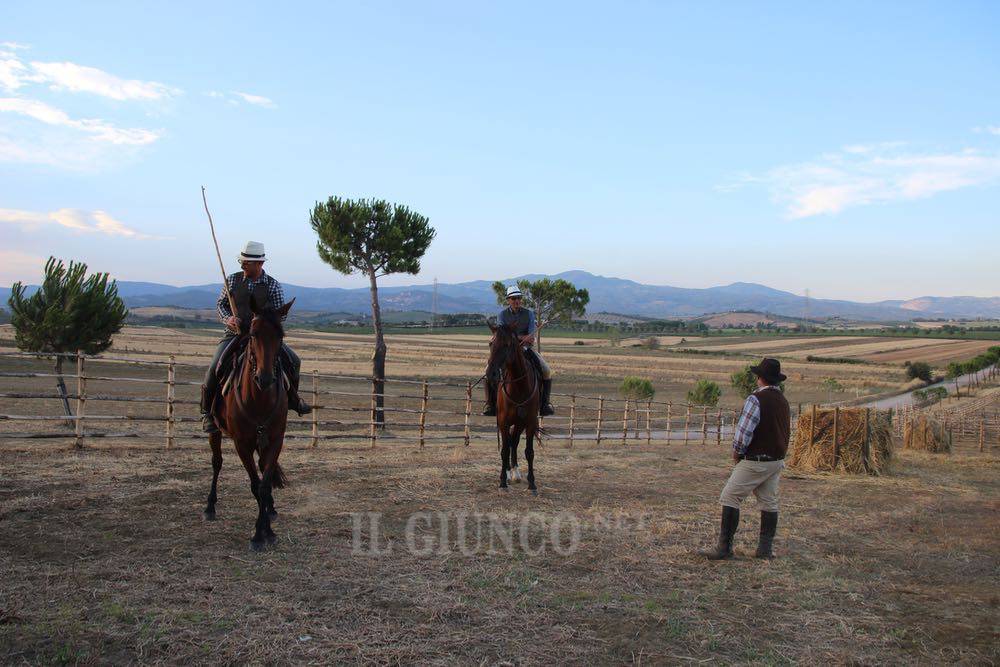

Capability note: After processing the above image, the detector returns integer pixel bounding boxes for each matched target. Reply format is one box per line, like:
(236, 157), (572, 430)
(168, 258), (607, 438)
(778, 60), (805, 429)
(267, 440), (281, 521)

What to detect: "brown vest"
(230, 273), (271, 324)
(745, 387), (790, 459)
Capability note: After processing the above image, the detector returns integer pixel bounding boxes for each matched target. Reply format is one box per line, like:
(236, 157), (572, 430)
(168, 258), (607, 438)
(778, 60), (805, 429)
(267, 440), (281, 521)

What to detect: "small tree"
(8, 257), (128, 419)
(491, 278), (589, 353)
(619, 376), (655, 401)
(687, 379), (721, 406)
(905, 361), (932, 383)
(310, 197), (435, 428)
(642, 336), (660, 351)
(945, 361), (964, 397)
(730, 365), (758, 399)
(822, 377), (844, 402)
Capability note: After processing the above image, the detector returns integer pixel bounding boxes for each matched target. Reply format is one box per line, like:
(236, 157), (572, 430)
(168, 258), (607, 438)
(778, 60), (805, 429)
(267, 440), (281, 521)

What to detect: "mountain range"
(3, 270), (999, 321)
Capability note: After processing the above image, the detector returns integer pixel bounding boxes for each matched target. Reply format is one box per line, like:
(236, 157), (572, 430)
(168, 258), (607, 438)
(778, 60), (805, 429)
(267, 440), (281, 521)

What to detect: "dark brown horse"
(204, 298), (294, 551)
(487, 322), (541, 494)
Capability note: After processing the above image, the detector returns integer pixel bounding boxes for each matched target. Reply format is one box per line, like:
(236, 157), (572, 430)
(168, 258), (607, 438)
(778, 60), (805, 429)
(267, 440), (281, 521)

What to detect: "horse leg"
(525, 430), (538, 494)
(235, 443), (268, 551)
(257, 444), (281, 545)
(510, 425), (523, 483)
(499, 427), (511, 490)
(203, 431), (223, 520)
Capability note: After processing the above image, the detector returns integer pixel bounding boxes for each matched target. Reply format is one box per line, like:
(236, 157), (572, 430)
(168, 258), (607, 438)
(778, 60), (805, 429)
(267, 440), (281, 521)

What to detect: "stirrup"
(202, 414), (220, 434)
(482, 405), (497, 416)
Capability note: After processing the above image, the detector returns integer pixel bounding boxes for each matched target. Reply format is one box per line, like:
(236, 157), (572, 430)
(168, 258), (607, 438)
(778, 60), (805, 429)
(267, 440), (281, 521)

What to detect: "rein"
(497, 338), (539, 409)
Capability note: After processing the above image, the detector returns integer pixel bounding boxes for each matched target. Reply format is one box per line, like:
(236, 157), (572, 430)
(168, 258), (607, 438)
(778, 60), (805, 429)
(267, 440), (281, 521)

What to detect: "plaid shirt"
(732, 385), (781, 455)
(217, 271), (285, 331)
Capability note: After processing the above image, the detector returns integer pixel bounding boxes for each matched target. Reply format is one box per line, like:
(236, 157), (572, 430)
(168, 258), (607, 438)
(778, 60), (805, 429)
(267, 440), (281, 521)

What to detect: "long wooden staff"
(201, 186), (238, 317)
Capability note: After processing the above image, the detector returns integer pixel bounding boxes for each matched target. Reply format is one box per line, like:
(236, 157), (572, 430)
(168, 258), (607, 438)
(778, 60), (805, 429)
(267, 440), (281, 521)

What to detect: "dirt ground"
(1, 437), (997, 665)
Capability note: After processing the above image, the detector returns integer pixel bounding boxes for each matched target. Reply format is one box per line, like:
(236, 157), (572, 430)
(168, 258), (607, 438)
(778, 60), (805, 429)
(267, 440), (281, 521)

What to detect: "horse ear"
(276, 297), (295, 318)
(488, 321), (497, 334)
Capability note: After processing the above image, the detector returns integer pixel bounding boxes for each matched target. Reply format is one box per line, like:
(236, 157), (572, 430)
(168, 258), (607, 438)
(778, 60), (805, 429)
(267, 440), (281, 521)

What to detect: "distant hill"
(3, 270), (999, 321)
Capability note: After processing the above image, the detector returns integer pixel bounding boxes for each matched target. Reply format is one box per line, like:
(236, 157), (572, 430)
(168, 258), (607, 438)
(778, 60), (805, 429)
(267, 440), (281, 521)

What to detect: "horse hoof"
(499, 484), (509, 491)
(265, 532), (278, 545)
(512, 467), (522, 482)
(249, 539), (267, 552)
(203, 510), (216, 521)
(529, 487), (538, 496)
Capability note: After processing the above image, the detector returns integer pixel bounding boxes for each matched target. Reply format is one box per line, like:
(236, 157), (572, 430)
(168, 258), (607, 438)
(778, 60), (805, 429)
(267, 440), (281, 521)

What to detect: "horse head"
(248, 297), (295, 391)
(486, 321), (521, 380)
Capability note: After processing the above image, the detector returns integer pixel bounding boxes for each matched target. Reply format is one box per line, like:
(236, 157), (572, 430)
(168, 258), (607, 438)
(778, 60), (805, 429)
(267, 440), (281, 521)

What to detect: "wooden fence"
(0, 350), (745, 449)
(2, 350), (997, 451)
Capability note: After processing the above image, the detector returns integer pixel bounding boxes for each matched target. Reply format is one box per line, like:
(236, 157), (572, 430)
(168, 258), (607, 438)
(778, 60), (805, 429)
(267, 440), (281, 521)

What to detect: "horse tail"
(259, 459), (288, 488)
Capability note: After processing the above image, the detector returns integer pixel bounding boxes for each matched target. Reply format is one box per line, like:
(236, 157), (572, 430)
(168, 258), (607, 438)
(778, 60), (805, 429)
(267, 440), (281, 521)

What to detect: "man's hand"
(732, 449), (741, 464)
(225, 316), (241, 330)
(520, 334), (535, 346)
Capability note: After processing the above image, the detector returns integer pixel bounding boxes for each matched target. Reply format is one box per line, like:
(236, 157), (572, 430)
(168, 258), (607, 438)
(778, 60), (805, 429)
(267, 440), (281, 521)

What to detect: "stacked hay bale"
(787, 408), (893, 475)
(903, 415), (951, 453)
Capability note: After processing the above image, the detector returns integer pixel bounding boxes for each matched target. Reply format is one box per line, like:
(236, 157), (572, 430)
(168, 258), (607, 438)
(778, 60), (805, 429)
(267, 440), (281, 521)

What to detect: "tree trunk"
(368, 270), (387, 430)
(54, 356), (74, 426)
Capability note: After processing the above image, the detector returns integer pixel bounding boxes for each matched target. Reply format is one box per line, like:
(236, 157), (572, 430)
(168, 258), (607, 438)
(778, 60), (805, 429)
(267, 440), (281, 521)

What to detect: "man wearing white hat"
(483, 285), (555, 417)
(199, 241), (311, 432)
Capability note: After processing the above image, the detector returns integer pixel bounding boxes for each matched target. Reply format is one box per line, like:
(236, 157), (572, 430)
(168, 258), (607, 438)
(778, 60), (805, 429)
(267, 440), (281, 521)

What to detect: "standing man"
(703, 358), (789, 560)
(482, 285), (555, 417)
(199, 241), (311, 433)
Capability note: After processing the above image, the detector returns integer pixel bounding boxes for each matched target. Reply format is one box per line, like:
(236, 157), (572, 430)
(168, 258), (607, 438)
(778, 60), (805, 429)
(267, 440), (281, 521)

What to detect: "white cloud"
(232, 91), (276, 108)
(0, 97), (161, 145)
(28, 60), (180, 101)
(973, 125), (1000, 136)
(733, 143), (1000, 218)
(0, 207), (165, 239)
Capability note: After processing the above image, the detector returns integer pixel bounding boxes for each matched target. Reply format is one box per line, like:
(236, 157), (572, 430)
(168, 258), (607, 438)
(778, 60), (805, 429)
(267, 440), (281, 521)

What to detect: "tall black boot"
(540, 379), (554, 416)
(287, 372), (312, 416)
(755, 511), (778, 559)
(200, 384), (220, 434)
(702, 506), (739, 560)
(482, 381), (497, 416)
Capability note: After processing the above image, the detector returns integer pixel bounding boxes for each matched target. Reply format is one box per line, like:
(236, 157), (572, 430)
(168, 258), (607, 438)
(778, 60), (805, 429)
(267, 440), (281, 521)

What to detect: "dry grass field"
(1, 438), (997, 664)
(2, 325), (998, 664)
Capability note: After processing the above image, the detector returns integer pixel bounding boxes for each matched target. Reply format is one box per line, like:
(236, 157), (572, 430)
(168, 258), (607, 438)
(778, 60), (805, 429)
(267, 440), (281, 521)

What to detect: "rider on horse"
(199, 241), (312, 433)
(483, 285), (555, 417)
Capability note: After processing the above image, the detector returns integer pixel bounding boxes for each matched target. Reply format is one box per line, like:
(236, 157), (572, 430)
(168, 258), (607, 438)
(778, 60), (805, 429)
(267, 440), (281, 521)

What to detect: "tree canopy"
(687, 379), (721, 406)
(619, 376), (655, 401)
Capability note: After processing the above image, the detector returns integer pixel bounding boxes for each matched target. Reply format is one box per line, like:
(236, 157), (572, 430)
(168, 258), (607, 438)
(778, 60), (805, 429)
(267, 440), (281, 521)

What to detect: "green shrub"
(620, 376), (655, 401)
(687, 379), (721, 406)
(905, 361), (933, 382)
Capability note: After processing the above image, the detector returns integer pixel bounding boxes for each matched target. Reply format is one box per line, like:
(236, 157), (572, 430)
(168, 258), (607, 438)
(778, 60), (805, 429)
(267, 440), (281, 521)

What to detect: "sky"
(1, 1), (998, 302)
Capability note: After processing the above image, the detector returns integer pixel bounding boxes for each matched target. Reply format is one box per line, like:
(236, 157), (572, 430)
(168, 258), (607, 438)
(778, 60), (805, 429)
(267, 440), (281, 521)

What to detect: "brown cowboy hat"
(750, 357), (787, 384)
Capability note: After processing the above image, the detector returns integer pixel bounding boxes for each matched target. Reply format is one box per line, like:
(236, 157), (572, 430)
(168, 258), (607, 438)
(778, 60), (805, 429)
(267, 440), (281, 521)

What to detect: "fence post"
(832, 407), (840, 469)
(596, 396), (604, 446)
(701, 406), (708, 443)
(622, 399), (630, 446)
(645, 400), (652, 445)
(311, 370), (319, 448)
(166, 355), (175, 449)
(419, 380), (429, 449)
(75, 350), (86, 449)
(369, 382), (377, 448)
(463, 381), (472, 447)
(666, 402), (672, 444)
(716, 407), (722, 446)
(809, 404), (817, 446)
(980, 415), (985, 452)
(863, 407), (871, 473)
(684, 405), (691, 446)
(568, 394), (576, 448)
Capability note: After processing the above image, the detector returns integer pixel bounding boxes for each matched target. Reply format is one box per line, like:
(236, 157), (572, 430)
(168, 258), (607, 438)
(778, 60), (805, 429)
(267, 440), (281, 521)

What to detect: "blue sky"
(1, 1), (998, 301)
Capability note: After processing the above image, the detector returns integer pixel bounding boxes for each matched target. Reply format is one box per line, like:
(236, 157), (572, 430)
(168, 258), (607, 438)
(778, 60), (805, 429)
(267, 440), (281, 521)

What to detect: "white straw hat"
(506, 285), (522, 298)
(238, 241), (266, 263)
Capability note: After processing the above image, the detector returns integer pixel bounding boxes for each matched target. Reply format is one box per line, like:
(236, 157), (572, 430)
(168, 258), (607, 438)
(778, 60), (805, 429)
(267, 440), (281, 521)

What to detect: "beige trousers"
(719, 459), (784, 512)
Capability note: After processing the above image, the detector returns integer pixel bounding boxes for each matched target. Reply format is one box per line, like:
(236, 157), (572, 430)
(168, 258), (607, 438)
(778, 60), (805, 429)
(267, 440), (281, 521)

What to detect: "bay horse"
(204, 298), (294, 551)
(487, 322), (541, 494)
